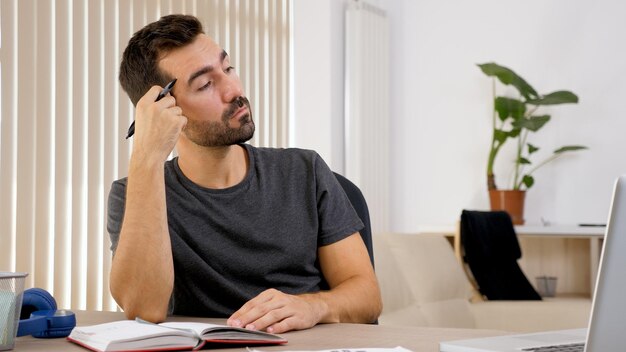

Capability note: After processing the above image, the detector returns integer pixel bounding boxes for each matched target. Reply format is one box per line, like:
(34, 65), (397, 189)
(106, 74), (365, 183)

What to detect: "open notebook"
(440, 175), (626, 352)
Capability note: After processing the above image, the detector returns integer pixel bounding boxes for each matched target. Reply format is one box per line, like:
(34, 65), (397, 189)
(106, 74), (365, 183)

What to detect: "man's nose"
(222, 77), (243, 103)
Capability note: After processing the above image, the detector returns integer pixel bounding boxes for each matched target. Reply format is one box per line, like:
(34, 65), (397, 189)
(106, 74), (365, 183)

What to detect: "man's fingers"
(242, 300), (291, 331)
(267, 315), (301, 334)
(227, 289), (321, 333)
(155, 95), (177, 108)
(137, 85), (164, 108)
(227, 289), (279, 327)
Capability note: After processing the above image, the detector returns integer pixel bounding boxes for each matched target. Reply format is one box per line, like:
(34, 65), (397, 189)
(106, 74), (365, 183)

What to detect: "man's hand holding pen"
(126, 79), (177, 139)
(131, 82), (187, 164)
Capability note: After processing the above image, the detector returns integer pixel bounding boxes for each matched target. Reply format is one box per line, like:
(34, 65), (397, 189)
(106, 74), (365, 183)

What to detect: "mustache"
(222, 96), (251, 121)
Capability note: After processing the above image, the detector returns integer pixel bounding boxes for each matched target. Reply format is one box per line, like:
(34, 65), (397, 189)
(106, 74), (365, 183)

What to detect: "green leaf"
(507, 128), (521, 138)
(554, 145), (588, 153)
(518, 157), (531, 165)
(478, 63), (539, 100)
(522, 175), (535, 188)
(495, 97), (526, 121)
(512, 115), (551, 132)
(527, 91), (579, 105)
(494, 130), (508, 144)
(527, 143), (539, 154)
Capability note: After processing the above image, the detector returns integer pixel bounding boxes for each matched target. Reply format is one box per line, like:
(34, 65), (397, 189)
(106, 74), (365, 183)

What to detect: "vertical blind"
(345, 0), (390, 236)
(0, 0), (290, 311)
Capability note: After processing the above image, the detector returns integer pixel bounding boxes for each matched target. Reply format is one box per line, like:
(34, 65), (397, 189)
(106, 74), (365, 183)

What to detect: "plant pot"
(489, 189), (526, 225)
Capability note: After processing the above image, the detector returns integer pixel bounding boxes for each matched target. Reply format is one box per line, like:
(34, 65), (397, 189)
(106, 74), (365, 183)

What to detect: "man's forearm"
(314, 233), (382, 324)
(305, 274), (382, 324)
(110, 157), (174, 322)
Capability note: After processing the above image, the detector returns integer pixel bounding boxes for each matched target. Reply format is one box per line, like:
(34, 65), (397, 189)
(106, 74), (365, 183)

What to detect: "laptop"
(440, 175), (626, 352)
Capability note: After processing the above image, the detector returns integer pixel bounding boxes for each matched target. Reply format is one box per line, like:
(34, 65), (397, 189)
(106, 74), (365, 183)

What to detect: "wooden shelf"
(416, 224), (605, 297)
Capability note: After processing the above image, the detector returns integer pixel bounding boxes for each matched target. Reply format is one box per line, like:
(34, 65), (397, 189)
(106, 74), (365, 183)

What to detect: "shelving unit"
(416, 224), (605, 297)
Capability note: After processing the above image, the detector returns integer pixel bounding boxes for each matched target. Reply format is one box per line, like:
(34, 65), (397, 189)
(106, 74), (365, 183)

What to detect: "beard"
(182, 97), (255, 147)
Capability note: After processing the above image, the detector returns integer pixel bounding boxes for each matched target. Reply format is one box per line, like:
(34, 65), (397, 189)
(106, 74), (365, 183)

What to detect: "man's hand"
(227, 289), (326, 334)
(133, 85), (187, 164)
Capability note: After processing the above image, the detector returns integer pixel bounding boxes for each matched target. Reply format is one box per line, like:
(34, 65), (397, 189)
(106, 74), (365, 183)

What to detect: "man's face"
(158, 34), (254, 147)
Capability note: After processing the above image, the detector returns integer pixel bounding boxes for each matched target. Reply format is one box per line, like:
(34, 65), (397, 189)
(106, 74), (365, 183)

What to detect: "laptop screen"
(585, 175), (626, 351)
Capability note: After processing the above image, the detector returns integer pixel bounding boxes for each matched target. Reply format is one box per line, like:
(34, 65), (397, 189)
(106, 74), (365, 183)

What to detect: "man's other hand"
(226, 288), (327, 334)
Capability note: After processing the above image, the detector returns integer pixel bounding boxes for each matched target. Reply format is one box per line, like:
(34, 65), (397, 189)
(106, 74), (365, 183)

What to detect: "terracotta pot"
(489, 189), (526, 225)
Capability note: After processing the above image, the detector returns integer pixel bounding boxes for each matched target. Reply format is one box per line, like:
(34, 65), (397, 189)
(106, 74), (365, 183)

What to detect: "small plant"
(478, 62), (587, 191)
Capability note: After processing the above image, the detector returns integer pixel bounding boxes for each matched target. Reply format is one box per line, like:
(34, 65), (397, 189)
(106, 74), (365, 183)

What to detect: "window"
(0, 0), (290, 311)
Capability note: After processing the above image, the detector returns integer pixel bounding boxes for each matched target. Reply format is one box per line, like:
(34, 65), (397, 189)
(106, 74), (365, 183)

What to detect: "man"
(108, 14), (381, 334)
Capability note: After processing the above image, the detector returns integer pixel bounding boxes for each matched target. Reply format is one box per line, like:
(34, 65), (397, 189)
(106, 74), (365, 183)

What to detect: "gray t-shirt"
(107, 144), (363, 317)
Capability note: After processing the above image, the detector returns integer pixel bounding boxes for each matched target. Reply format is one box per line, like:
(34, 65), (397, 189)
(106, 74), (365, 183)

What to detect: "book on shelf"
(67, 319), (288, 352)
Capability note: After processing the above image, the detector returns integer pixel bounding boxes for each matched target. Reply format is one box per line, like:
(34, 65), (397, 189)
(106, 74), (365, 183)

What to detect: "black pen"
(125, 78), (177, 139)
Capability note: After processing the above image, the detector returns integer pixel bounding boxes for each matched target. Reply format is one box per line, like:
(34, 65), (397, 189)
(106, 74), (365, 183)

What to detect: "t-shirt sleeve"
(107, 178), (128, 254)
(313, 154), (365, 247)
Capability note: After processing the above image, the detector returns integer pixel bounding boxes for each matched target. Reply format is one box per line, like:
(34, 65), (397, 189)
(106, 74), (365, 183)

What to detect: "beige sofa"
(374, 233), (591, 332)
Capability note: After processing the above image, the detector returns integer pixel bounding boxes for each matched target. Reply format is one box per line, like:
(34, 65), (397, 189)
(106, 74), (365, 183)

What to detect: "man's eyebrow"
(187, 50), (229, 87)
(187, 66), (212, 86)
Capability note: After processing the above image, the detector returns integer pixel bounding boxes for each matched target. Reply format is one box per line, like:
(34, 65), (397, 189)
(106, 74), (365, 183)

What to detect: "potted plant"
(478, 62), (587, 224)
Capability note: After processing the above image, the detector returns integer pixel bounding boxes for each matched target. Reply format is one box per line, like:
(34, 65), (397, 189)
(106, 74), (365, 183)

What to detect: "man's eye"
(199, 81), (212, 91)
(225, 66), (235, 73)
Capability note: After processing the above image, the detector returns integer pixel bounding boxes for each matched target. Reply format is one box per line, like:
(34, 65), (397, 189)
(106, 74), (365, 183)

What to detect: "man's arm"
(227, 233), (382, 333)
(312, 232), (382, 324)
(109, 86), (186, 322)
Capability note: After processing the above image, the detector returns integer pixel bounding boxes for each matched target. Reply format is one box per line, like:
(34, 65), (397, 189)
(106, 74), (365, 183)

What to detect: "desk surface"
(417, 224), (606, 238)
(14, 311), (505, 352)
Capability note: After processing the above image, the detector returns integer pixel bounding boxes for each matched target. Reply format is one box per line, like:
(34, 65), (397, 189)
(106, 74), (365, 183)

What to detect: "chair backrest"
(460, 210), (541, 300)
(333, 172), (375, 268)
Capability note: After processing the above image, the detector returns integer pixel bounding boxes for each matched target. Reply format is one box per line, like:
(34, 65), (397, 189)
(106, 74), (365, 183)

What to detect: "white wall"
(291, 0), (346, 171)
(292, 0), (626, 230)
(291, 0), (386, 173)
(386, 0), (626, 230)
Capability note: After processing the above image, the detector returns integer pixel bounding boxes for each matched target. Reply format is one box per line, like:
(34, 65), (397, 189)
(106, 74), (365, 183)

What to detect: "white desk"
(417, 224), (606, 296)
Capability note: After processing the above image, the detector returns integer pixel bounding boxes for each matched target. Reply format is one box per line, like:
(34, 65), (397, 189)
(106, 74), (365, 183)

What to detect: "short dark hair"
(119, 14), (204, 106)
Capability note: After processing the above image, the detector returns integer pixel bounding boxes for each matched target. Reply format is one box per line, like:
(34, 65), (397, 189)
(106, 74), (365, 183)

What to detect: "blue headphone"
(16, 288), (76, 338)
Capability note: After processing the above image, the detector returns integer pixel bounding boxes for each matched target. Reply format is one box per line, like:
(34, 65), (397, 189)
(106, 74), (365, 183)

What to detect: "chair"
(333, 172), (374, 268)
(460, 210), (541, 300)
